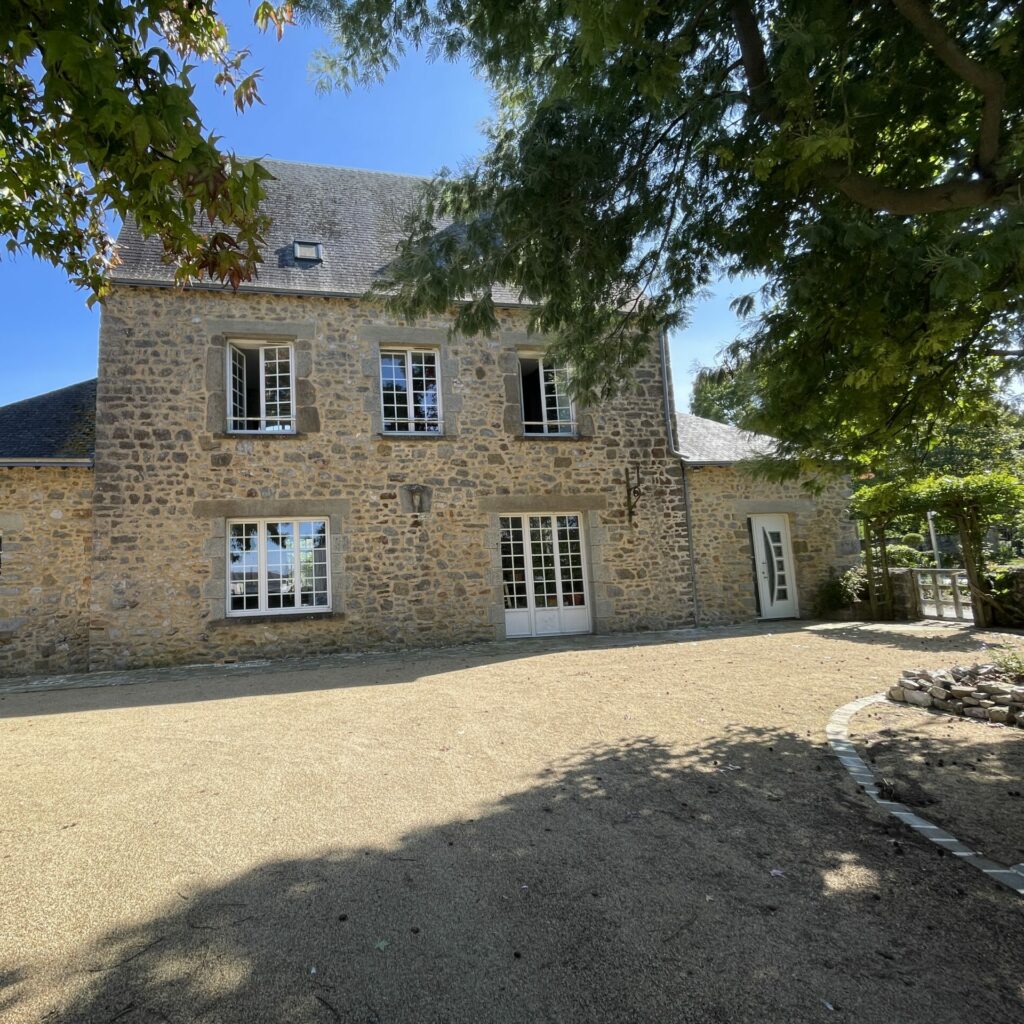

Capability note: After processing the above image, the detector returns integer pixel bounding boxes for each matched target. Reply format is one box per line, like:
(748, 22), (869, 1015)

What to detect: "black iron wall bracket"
(625, 463), (643, 524)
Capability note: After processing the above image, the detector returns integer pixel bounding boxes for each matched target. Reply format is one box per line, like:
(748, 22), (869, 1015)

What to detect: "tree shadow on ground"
(797, 619), (1021, 654)
(851, 701), (1024, 866)
(0, 620), (1013, 721)
(8, 731), (1022, 1024)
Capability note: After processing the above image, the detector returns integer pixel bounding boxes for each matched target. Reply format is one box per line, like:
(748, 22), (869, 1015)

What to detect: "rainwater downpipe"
(659, 328), (702, 627)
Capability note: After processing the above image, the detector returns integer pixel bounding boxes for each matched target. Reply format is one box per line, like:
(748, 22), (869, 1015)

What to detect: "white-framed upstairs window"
(227, 518), (331, 616)
(227, 341), (296, 434)
(519, 354), (575, 435)
(379, 348), (442, 433)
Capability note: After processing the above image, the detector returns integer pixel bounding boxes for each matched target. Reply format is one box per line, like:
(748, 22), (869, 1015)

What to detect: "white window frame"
(519, 353), (576, 435)
(226, 340), (297, 435)
(226, 517), (332, 617)
(379, 347), (443, 434)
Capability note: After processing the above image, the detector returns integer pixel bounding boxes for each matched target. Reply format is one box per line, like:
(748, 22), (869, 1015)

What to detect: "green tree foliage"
(697, 346), (1023, 477)
(849, 471), (1024, 623)
(1, 1), (292, 297)
(689, 361), (762, 425)
(298, 0), (1023, 442)
(902, 400), (1024, 479)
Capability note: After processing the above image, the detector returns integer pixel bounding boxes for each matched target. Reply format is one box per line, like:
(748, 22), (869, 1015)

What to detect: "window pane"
(229, 346), (249, 431)
(499, 516), (528, 609)
(263, 346), (293, 431)
(542, 363), (573, 434)
(529, 516), (559, 607)
(266, 521), (296, 609)
(380, 351), (410, 431)
(228, 522), (260, 611)
(298, 520), (330, 607)
(557, 515), (586, 606)
(410, 351), (441, 432)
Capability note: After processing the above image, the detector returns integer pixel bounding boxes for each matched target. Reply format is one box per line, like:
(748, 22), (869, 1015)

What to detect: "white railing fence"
(912, 568), (974, 622)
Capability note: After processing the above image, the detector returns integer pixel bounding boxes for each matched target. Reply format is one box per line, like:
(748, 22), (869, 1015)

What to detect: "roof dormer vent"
(293, 240), (323, 262)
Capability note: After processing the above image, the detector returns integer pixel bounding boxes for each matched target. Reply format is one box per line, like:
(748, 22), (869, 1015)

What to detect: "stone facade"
(87, 285), (695, 671)
(0, 467), (93, 675)
(0, 288), (865, 678)
(685, 465), (860, 624)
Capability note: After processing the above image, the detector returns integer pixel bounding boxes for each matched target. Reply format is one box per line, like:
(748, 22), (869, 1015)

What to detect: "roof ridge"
(251, 156), (431, 182)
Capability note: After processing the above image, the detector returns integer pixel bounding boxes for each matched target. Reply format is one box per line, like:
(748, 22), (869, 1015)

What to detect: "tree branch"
(729, 2), (775, 116)
(823, 164), (1019, 214)
(728, 1), (1017, 215)
(890, 0), (1006, 173)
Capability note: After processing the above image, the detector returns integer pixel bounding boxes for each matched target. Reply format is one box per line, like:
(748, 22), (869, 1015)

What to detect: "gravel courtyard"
(2, 621), (1022, 1024)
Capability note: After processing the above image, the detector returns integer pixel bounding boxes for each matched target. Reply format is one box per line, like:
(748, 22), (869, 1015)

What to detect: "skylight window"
(293, 241), (322, 261)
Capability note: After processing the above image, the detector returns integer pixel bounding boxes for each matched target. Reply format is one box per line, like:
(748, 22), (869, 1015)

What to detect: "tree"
(689, 359), (763, 425)
(912, 472), (1024, 624)
(885, 398), (1024, 479)
(849, 471), (1024, 625)
(298, 0), (1023, 454)
(1, 1), (291, 298)
(699, 348), (1024, 476)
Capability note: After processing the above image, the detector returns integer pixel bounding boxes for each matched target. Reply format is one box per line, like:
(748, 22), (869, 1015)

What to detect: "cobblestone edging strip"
(827, 694), (1024, 897)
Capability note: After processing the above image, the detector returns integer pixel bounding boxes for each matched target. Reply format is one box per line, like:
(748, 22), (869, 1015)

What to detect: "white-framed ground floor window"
(227, 518), (330, 616)
(500, 513), (591, 637)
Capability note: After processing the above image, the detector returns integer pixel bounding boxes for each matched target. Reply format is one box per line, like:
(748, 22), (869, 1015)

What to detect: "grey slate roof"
(111, 158), (525, 305)
(0, 379), (97, 462)
(675, 412), (775, 464)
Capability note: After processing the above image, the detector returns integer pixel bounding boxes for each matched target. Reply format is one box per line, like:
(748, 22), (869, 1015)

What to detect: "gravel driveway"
(1, 621), (1022, 1024)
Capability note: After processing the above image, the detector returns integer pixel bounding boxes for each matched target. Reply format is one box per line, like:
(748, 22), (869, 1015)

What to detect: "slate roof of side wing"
(111, 158), (525, 305)
(0, 379), (97, 462)
(675, 412), (776, 464)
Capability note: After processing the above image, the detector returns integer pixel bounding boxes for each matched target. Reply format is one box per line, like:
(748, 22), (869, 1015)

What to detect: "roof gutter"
(659, 328), (702, 627)
(0, 457), (94, 468)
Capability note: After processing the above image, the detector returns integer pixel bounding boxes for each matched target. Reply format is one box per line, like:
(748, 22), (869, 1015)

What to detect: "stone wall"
(888, 567), (922, 621)
(89, 286), (695, 670)
(685, 465), (859, 624)
(889, 664), (1024, 727)
(0, 467), (93, 676)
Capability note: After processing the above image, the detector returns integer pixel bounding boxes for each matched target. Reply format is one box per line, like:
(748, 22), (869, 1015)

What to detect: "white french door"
(499, 514), (591, 637)
(750, 514), (799, 618)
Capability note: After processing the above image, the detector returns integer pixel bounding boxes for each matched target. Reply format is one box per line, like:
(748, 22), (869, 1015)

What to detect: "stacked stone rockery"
(888, 665), (1024, 726)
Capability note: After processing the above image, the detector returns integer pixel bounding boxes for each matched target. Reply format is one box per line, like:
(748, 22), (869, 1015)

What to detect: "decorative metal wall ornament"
(625, 463), (643, 524)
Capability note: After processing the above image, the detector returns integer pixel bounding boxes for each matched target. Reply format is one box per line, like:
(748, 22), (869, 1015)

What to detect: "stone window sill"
(514, 433), (587, 442)
(214, 432), (308, 441)
(209, 610), (344, 628)
(377, 432), (448, 440)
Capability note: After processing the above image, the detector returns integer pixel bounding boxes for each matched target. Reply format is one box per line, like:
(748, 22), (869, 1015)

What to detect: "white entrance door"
(750, 514), (799, 618)
(500, 514), (592, 637)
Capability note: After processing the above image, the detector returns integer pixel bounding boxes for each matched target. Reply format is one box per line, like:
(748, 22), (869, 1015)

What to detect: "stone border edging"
(827, 693), (1024, 897)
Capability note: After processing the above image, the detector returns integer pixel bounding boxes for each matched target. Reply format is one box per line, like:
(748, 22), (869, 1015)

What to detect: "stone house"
(676, 414), (860, 624)
(0, 160), (857, 677)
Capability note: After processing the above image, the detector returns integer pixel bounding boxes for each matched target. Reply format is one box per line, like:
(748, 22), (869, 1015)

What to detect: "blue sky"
(0, 1), (747, 407)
